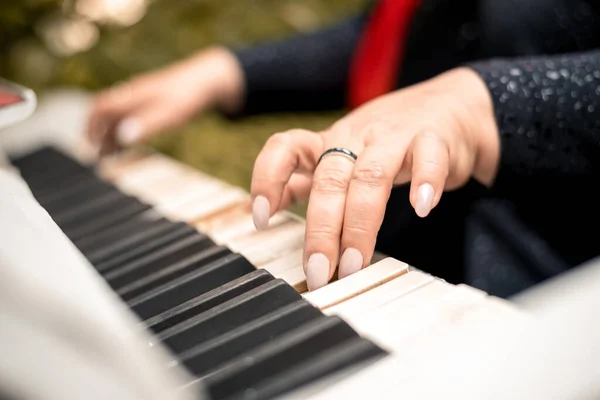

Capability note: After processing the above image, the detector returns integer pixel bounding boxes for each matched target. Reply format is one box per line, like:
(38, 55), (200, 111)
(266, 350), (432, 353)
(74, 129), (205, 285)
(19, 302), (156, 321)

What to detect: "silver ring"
(317, 147), (358, 165)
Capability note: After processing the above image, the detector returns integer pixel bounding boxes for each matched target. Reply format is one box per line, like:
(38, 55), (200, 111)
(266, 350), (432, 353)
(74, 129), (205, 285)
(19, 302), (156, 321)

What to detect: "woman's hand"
(87, 46), (244, 155)
(250, 67), (500, 290)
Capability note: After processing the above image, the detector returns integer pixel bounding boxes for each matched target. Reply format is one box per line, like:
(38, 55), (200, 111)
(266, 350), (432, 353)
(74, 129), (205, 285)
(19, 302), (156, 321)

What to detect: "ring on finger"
(317, 147), (358, 166)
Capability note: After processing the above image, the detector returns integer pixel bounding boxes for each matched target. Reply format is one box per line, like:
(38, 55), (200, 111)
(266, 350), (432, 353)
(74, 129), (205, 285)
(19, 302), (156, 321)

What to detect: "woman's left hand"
(250, 67), (500, 291)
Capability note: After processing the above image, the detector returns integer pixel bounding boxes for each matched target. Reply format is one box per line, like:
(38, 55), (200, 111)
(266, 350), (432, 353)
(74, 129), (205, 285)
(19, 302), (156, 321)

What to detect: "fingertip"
(414, 182), (434, 218)
(305, 253), (330, 291)
(116, 118), (143, 146)
(252, 195), (271, 230)
(339, 247), (363, 279)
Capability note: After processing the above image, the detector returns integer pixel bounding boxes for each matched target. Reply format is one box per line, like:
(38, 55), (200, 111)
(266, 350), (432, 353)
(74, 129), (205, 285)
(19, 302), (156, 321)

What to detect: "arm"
(468, 49), (600, 198)
(231, 15), (366, 115)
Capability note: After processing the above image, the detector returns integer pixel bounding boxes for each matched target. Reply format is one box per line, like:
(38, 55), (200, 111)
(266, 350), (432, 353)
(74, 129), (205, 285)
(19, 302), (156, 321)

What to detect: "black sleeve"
(231, 15), (365, 115)
(468, 49), (600, 197)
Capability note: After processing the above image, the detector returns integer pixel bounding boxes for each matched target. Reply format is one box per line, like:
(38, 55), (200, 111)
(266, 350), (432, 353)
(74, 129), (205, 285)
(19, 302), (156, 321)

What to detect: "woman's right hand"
(87, 46), (244, 155)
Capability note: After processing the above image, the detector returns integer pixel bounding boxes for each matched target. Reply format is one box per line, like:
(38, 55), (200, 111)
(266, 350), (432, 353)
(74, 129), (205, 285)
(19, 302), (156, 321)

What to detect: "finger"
(87, 82), (144, 147)
(304, 141), (364, 291)
(408, 132), (450, 218)
(339, 143), (405, 279)
(278, 173), (313, 211)
(251, 130), (322, 230)
(113, 101), (191, 146)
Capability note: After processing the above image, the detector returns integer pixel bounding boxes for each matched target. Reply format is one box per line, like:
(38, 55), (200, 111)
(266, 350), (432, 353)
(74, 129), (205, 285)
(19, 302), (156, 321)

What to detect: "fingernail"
(415, 183), (434, 217)
(252, 195), (271, 230)
(116, 118), (142, 145)
(339, 248), (363, 279)
(306, 253), (330, 291)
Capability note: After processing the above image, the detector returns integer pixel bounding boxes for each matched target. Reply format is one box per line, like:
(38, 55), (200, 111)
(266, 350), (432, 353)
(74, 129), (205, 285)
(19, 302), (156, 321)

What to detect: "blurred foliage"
(0, 0), (368, 215)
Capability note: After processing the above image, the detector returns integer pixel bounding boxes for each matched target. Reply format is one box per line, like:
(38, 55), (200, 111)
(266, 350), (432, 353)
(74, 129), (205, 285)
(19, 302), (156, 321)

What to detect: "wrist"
(188, 46), (245, 114)
(445, 67), (500, 187)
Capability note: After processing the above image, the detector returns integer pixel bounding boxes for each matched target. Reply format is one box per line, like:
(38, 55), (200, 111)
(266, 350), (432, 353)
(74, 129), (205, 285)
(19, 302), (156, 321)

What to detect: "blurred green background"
(0, 0), (367, 216)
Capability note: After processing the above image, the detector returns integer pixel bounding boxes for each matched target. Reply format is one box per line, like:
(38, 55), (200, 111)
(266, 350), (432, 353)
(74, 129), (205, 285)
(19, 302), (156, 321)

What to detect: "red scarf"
(348, 0), (423, 108)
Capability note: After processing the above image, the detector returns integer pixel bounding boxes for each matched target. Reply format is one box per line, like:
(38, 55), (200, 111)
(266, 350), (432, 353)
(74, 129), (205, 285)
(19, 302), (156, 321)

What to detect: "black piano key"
(128, 254), (254, 320)
(51, 190), (133, 226)
(175, 300), (323, 378)
(12, 147), (87, 177)
(144, 269), (275, 333)
(26, 168), (96, 196)
(81, 217), (184, 263)
(93, 223), (197, 273)
(73, 210), (169, 256)
(104, 233), (214, 289)
(63, 200), (152, 241)
(158, 279), (301, 355)
(117, 245), (232, 301)
(233, 338), (386, 400)
(39, 179), (121, 214)
(201, 316), (381, 400)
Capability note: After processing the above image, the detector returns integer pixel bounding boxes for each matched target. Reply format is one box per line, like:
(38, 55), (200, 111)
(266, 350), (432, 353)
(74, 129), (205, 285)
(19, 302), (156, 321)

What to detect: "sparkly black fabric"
(232, 16), (365, 114)
(228, 0), (600, 297)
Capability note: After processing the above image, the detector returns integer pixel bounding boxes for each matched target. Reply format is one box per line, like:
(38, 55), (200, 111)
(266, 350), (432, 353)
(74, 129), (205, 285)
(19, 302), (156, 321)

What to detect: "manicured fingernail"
(339, 248), (363, 279)
(252, 195), (271, 230)
(306, 253), (330, 291)
(116, 118), (142, 145)
(415, 183), (434, 217)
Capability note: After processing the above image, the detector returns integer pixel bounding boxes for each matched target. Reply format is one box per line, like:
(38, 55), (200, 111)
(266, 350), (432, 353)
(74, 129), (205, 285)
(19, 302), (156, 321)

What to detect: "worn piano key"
(201, 316), (381, 400)
(144, 269), (275, 333)
(233, 222), (306, 266)
(95, 148), (152, 179)
(323, 270), (435, 318)
(128, 253), (255, 320)
(104, 233), (214, 289)
(200, 210), (290, 245)
(156, 187), (247, 222)
(158, 279), (302, 354)
(344, 279), (455, 322)
(94, 223), (198, 273)
(303, 258), (409, 310)
(175, 300), (324, 378)
(110, 155), (191, 191)
(304, 296), (523, 400)
(357, 285), (488, 352)
(117, 245), (232, 301)
(260, 248), (303, 277)
(133, 174), (228, 207)
(277, 266), (308, 292)
(63, 199), (152, 241)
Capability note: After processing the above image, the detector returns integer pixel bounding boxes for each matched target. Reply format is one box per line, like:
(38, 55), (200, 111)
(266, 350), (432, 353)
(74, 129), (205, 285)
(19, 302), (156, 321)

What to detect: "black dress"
(227, 0), (600, 298)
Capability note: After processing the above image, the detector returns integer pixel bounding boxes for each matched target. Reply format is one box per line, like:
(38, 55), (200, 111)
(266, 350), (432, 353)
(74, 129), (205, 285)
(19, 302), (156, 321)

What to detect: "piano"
(1, 90), (600, 400)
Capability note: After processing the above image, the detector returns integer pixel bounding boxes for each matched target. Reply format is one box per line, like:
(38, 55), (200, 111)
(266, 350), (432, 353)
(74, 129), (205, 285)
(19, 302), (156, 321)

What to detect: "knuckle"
(267, 132), (293, 148)
(313, 168), (351, 193)
(417, 159), (449, 178)
(345, 203), (382, 232)
(306, 224), (339, 240)
(352, 161), (388, 187)
(343, 214), (371, 235)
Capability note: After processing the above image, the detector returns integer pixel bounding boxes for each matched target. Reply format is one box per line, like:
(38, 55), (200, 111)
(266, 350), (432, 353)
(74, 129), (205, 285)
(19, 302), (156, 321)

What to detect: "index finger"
(250, 129), (321, 230)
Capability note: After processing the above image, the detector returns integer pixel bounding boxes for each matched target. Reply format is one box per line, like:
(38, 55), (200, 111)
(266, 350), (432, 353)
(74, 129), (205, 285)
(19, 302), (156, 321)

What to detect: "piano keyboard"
(9, 145), (527, 400)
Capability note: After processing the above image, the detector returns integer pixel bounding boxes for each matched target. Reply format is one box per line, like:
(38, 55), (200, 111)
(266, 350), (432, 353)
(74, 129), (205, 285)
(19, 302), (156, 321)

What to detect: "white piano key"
(303, 258), (409, 310)
(323, 270), (434, 318)
(156, 187), (247, 222)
